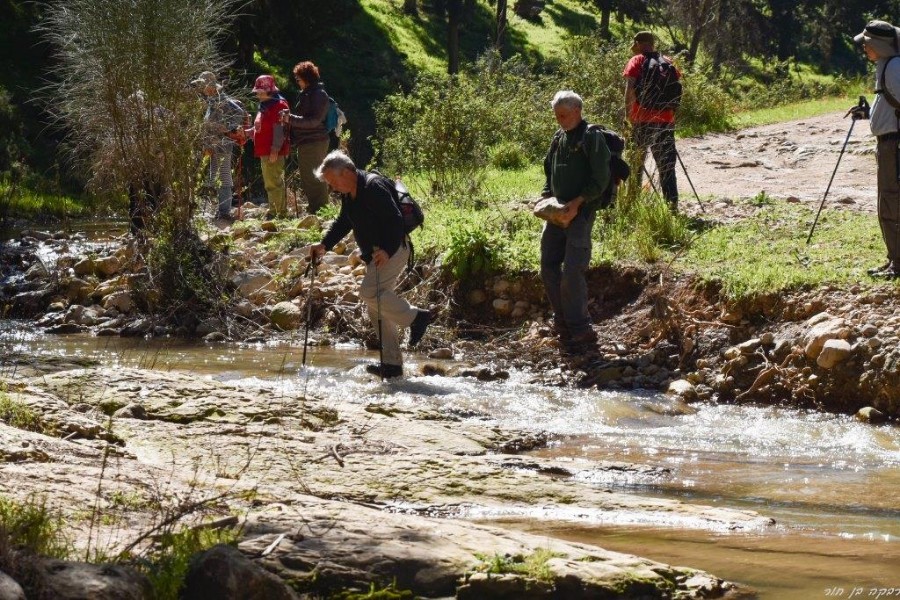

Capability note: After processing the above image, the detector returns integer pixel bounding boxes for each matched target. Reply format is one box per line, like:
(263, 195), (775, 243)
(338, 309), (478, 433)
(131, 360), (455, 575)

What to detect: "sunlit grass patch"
(0, 179), (91, 221)
(733, 89), (867, 130)
(678, 202), (886, 300)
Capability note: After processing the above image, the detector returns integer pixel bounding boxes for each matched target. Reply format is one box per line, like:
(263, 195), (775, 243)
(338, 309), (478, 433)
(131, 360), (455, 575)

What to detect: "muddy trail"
(677, 110), (876, 218)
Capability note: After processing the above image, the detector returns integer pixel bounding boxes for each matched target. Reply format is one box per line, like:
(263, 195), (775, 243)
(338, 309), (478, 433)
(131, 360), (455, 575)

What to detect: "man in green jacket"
(540, 90), (610, 351)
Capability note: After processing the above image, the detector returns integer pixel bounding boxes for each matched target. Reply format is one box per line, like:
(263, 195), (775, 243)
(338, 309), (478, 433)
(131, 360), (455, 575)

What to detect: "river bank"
(1, 110), (899, 598)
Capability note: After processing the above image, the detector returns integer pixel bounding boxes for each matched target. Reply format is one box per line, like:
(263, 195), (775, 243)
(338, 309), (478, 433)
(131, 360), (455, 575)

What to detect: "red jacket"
(252, 95), (290, 158)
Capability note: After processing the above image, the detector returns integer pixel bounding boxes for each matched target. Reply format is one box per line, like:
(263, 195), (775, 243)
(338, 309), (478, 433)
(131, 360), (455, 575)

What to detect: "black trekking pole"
(641, 164), (663, 198)
(806, 96), (870, 245)
(675, 150), (706, 213)
(301, 256), (318, 367)
(373, 248), (385, 381)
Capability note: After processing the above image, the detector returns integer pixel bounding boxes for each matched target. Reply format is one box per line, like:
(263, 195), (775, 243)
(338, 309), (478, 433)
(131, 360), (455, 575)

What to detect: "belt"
(877, 131), (900, 141)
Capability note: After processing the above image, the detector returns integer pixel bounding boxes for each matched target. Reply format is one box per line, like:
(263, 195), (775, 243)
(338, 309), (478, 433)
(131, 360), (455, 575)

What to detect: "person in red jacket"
(623, 31), (681, 210)
(249, 75), (290, 218)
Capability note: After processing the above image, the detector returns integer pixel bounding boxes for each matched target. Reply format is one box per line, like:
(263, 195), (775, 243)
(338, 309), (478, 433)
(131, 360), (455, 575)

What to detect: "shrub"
(489, 141), (529, 171)
(441, 225), (504, 283)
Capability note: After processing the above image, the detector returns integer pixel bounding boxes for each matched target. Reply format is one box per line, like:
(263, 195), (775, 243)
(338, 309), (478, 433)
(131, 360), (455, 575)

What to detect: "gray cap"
(191, 71), (222, 89)
(853, 20), (897, 44)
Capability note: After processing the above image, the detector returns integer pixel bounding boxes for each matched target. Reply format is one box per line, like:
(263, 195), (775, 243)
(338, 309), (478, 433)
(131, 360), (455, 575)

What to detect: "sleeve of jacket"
(541, 140), (554, 198)
(289, 89), (329, 133)
(270, 100), (289, 153)
(580, 129), (611, 207)
(321, 200), (352, 251)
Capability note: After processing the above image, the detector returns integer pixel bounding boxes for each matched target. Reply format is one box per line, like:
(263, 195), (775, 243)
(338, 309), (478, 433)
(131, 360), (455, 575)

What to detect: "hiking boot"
(867, 260), (893, 276)
(569, 328), (598, 345)
(873, 265), (900, 280)
(551, 321), (571, 341)
(408, 310), (431, 347)
(561, 328), (598, 354)
(365, 363), (403, 379)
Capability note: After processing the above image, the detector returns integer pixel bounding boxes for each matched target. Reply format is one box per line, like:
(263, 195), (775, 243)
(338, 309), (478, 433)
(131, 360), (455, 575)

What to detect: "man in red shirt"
(623, 31), (681, 210)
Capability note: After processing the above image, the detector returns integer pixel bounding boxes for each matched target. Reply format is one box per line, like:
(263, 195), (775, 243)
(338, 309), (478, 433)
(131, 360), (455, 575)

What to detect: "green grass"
(407, 163), (891, 301)
(0, 180), (92, 221)
(474, 548), (563, 583)
(0, 390), (45, 433)
(0, 495), (72, 559)
(733, 87), (868, 129)
(677, 201), (887, 300)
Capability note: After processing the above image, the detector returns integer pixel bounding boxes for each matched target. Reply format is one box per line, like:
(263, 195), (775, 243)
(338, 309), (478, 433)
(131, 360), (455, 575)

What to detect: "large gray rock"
(802, 314), (846, 360)
(816, 339), (852, 369)
(269, 301), (302, 331)
(0, 569), (25, 600)
(37, 559), (151, 600)
(181, 544), (298, 600)
(232, 269), (275, 299)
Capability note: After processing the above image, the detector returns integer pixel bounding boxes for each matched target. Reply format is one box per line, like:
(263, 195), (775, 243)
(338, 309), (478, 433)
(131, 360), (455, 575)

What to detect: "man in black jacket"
(310, 151), (431, 379)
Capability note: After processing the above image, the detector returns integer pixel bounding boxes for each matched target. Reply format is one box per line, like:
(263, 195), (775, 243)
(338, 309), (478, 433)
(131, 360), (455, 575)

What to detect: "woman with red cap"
(249, 75), (290, 218)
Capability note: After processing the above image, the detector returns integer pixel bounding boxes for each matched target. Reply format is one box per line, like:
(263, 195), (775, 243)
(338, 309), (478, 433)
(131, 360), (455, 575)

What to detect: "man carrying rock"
(623, 30), (681, 210)
(855, 20), (900, 280)
(309, 150), (431, 379)
(539, 90), (610, 352)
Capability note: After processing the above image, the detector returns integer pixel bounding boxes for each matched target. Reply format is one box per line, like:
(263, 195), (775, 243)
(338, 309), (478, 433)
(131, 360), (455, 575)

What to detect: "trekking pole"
(806, 100), (867, 244)
(373, 247), (385, 381)
(675, 149), (706, 213)
(641, 164), (663, 199)
(235, 147), (244, 221)
(301, 255), (318, 368)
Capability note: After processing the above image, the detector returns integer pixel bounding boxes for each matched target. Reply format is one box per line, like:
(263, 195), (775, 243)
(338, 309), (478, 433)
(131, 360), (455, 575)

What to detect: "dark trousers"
(876, 134), (900, 263)
(540, 208), (596, 335)
(634, 122), (678, 209)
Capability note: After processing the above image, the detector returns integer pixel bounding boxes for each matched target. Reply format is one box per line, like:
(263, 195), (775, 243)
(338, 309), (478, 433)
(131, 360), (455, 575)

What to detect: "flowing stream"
(2, 324), (899, 599)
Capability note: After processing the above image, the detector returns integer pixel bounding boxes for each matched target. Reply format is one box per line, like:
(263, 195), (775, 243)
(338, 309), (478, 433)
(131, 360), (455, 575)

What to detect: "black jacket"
(287, 82), (329, 145)
(322, 170), (405, 263)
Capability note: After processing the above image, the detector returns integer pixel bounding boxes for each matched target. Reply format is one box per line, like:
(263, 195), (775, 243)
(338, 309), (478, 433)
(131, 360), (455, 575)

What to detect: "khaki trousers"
(359, 245), (418, 366)
(261, 157), (286, 217)
(877, 134), (900, 263)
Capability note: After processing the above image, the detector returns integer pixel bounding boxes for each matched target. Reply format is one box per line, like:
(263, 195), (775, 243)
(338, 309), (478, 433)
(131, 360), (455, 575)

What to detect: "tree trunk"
(596, 0), (611, 40)
(495, 0), (507, 51)
(447, 0), (461, 74)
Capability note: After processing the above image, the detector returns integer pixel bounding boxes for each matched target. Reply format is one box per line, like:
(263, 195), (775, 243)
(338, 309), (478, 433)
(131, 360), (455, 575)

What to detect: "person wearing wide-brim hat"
(192, 71), (247, 222)
(854, 20), (900, 279)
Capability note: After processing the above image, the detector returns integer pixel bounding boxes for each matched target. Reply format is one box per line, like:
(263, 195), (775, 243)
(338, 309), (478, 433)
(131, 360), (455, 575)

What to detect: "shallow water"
(2, 325), (898, 598)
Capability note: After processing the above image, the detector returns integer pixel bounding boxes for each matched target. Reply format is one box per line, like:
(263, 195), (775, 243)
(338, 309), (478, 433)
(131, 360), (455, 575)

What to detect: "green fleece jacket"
(541, 120), (611, 211)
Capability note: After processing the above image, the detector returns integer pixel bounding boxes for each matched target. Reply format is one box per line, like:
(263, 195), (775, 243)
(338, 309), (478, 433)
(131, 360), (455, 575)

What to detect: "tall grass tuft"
(0, 495), (72, 560)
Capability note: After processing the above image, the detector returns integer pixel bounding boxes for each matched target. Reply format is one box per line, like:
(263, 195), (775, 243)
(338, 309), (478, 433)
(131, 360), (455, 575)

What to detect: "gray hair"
(550, 90), (583, 111)
(314, 150), (356, 181)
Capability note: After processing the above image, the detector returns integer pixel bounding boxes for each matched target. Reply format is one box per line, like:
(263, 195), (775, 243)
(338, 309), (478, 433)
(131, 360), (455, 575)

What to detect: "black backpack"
(367, 170), (424, 271)
(635, 52), (682, 111)
(368, 170), (424, 235)
(550, 123), (630, 209)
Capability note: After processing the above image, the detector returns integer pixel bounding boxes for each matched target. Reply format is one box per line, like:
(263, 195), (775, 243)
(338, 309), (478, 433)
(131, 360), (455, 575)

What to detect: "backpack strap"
(877, 55), (900, 125)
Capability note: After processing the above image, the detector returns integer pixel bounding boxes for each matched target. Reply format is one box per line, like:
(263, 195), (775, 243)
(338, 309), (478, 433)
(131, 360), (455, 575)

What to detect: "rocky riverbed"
(1, 111), (898, 598)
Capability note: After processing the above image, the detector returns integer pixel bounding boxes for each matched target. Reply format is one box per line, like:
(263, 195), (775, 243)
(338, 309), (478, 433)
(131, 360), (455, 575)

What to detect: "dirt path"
(675, 110), (877, 218)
